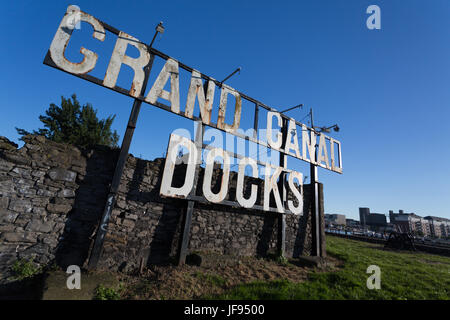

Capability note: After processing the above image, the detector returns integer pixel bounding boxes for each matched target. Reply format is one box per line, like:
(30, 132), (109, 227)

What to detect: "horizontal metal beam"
(183, 194), (295, 215)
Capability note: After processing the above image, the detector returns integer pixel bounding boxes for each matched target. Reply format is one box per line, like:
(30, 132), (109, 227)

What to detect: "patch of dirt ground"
(119, 253), (341, 300)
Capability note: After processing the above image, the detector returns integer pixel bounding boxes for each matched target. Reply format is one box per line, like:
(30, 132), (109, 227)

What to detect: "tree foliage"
(16, 94), (119, 149)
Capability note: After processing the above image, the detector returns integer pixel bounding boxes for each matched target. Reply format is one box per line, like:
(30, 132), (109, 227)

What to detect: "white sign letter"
(264, 166), (284, 213)
(287, 171), (303, 215)
(317, 134), (330, 169)
(267, 112), (283, 150)
(50, 6), (105, 75)
(103, 31), (151, 97)
(160, 134), (198, 198)
(185, 70), (216, 124)
(236, 157), (258, 208)
(302, 125), (316, 164)
(330, 138), (343, 173)
(217, 85), (242, 134)
(146, 58), (180, 113)
(203, 148), (231, 203)
(285, 119), (301, 158)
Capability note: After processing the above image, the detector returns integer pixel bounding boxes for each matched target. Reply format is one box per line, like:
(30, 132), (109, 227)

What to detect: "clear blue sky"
(1, 0), (449, 220)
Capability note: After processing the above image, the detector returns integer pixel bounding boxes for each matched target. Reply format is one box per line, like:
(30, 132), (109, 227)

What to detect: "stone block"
(127, 214), (138, 221)
(18, 186), (36, 196)
(0, 159), (14, 172)
(37, 188), (55, 197)
(32, 170), (46, 178)
(2, 152), (31, 166)
(25, 219), (54, 233)
(48, 168), (77, 182)
(122, 219), (135, 228)
(0, 225), (15, 232)
(2, 232), (37, 243)
(8, 199), (32, 213)
(12, 167), (31, 178)
(0, 209), (18, 223)
(58, 189), (75, 198)
(47, 203), (72, 214)
(0, 197), (9, 209)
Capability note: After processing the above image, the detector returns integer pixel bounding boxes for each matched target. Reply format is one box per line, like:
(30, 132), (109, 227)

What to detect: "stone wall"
(0, 135), (324, 281)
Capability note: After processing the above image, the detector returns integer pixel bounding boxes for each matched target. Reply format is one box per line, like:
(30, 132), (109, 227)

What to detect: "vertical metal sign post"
(178, 121), (204, 265)
(277, 118), (288, 257)
(309, 108), (322, 257)
(88, 50), (156, 270)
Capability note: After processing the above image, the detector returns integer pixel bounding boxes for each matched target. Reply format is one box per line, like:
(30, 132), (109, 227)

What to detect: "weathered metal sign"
(44, 6), (343, 175)
(45, 6), (341, 266)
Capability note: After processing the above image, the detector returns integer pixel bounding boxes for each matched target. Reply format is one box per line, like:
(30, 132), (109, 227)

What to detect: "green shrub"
(94, 284), (121, 300)
(11, 259), (40, 280)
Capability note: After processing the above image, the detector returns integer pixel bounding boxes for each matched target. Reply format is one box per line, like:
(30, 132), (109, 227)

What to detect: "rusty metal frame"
(43, 9), (342, 175)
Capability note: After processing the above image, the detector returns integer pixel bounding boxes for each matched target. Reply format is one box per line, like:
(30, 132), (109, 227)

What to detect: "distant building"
(359, 208), (369, 227)
(355, 208), (450, 238)
(346, 218), (360, 228)
(424, 216), (450, 238)
(325, 214), (346, 226)
(389, 210), (411, 233)
(388, 210), (450, 237)
(359, 208), (387, 231)
(385, 223), (396, 233)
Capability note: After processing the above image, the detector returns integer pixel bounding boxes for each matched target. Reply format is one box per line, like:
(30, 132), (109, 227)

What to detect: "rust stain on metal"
(130, 82), (137, 97)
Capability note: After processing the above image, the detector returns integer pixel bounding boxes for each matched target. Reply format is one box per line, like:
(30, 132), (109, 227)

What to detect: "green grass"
(193, 272), (227, 287)
(206, 236), (450, 300)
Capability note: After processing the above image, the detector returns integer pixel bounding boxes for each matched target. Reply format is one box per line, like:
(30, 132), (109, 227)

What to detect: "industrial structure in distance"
(325, 208), (450, 241)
